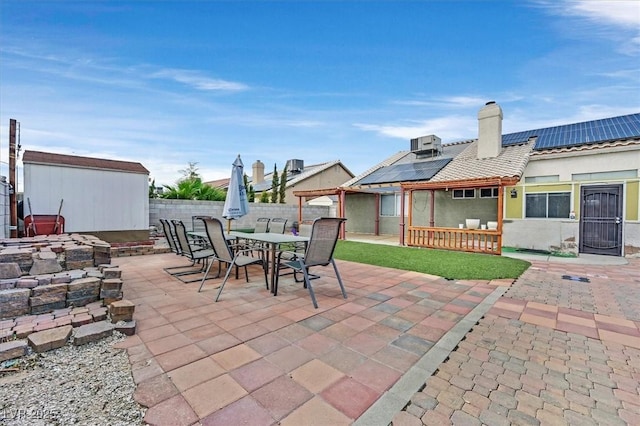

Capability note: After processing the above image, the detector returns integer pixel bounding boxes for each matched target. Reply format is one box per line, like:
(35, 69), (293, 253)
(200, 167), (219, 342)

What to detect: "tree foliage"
(270, 163), (279, 204)
(278, 166), (287, 204)
(244, 173), (255, 202)
(161, 178), (226, 201)
(259, 191), (270, 203)
(178, 162), (200, 182)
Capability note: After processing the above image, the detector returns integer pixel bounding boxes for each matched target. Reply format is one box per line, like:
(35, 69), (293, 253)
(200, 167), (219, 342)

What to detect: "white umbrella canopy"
(222, 155), (250, 230)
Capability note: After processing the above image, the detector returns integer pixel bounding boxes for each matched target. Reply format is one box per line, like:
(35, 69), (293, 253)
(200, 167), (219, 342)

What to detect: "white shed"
(22, 150), (150, 243)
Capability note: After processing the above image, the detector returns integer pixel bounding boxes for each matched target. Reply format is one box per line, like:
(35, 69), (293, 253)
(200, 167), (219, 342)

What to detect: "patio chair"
(197, 217), (268, 301)
(268, 217), (288, 234)
(170, 220), (217, 283)
(273, 217), (347, 308)
(160, 218), (181, 256)
(160, 218), (200, 276)
(254, 217), (270, 233)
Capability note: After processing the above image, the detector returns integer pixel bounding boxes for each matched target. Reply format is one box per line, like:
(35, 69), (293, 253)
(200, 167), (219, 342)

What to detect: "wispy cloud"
(562, 0), (639, 28)
(535, 0), (640, 54)
(150, 68), (249, 92)
(354, 115), (475, 143)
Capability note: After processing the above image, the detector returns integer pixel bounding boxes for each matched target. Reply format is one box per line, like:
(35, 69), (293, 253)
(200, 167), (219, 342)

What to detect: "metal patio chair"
(170, 220), (216, 283)
(268, 217), (288, 234)
(254, 217), (270, 233)
(160, 218), (200, 276)
(197, 217), (268, 301)
(273, 217), (347, 308)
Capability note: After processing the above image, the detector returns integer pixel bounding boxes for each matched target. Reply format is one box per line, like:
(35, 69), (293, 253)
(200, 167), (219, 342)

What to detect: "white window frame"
(452, 189), (476, 199)
(525, 191), (571, 219)
(380, 193), (408, 217)
(479, 187), (499, 198)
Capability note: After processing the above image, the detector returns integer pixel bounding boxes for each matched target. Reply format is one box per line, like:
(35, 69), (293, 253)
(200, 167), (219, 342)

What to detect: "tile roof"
(528, 138), (640, 158)
(430, 140), (534, 182)
(22, 150), (149, 174)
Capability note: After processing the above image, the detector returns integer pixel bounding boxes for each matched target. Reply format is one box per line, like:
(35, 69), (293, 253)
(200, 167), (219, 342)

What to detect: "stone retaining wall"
(0, 265), (124, 320)
(0, 234), (119, 320)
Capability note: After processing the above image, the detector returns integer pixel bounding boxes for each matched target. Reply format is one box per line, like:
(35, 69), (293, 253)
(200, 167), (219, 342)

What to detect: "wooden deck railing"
(406, 226), (502, 255)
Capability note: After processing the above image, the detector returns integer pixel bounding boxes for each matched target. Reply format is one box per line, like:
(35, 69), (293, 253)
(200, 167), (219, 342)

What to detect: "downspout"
(429, 189), (435, 227)
(375, 193), (380, 236)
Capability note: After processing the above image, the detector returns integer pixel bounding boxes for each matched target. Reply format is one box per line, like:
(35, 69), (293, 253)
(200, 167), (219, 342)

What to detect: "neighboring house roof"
(251, 160), (353, 192)
(204, 178), (230, 189)
(22, 150), (149, 174)
(430, 140), (534, 182)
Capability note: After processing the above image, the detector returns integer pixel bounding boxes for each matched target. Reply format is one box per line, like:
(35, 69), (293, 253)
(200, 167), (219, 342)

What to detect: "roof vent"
(410, 135), (442, 154)
(286, 159), (304, 173)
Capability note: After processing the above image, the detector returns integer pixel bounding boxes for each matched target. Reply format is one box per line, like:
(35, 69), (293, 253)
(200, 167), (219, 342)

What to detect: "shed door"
(579, 185), (623, 256)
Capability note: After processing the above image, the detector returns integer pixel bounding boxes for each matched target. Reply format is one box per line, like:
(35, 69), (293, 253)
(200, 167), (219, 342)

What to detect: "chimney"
(252, 160), (265, 184)
(477, 101), (503, 159)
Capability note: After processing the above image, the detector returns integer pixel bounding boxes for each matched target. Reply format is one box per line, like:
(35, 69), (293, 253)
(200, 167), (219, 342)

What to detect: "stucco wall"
(502, 219), (579, 253)
(434, 191), (498, 228)
(344, 193), (376, 233)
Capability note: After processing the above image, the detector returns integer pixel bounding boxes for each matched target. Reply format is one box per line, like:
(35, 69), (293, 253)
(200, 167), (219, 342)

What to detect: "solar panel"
(355, 158), (452, 185)
(501, 113), (640, 150)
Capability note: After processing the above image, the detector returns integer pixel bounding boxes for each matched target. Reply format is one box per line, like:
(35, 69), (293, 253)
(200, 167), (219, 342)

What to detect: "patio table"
(229, 231), (309, 293)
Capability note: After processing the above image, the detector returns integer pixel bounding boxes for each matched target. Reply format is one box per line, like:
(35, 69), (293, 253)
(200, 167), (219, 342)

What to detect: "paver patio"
(113, 252), (506, 425)
(113, 251), (640, 425)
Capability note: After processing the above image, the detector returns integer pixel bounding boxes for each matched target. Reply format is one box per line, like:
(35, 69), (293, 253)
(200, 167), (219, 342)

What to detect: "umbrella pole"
(227, 219), (231, 233)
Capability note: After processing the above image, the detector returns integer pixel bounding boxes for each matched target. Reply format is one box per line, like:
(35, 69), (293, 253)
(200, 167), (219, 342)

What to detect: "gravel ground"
(0, 333), (144, 426)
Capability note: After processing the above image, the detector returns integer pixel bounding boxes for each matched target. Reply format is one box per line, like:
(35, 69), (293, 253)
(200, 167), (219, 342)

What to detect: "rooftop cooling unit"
(286, 159), (304, 173)
(410, 135), (442, 154)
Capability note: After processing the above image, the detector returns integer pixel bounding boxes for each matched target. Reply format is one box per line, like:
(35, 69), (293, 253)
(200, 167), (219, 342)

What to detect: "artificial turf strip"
(333, 240), (530, 281)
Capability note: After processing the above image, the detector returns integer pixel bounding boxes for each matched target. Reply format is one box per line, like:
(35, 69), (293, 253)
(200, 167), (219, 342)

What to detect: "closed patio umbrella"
(222, 155), (250, 231)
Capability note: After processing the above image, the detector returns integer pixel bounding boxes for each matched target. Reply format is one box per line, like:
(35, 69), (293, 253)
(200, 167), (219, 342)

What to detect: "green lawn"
(333, 240), (530, 280)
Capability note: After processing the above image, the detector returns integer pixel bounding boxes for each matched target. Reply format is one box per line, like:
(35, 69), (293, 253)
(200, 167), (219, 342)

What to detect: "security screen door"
(579, 185), (623, 256)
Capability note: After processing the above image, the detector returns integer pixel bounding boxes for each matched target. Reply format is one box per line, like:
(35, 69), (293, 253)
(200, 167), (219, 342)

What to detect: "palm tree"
(161, 178), (226, 201)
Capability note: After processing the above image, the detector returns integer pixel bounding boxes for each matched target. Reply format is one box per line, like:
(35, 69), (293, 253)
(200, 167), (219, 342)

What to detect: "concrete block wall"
(149, 199), (332, 232)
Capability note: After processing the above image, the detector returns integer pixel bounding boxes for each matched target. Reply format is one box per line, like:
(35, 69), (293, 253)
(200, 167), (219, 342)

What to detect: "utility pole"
(9, 119), (17, 238)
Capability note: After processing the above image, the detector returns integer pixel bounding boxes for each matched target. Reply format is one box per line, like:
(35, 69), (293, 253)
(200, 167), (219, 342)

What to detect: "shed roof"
(22, 151), (149, 174)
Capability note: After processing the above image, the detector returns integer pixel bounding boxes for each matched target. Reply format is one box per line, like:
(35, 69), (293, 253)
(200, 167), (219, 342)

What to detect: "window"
(525, 192), (571, 218)
(380, 193), (408, 216)
(524, 175), (559, 183)
(479, 187), (499, 198)
(572, 169), (637, 181)
(452, 189), (475, 199)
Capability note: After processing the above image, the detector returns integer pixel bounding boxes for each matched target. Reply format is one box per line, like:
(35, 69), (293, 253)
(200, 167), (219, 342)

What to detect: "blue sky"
(1, 1), (639, 189)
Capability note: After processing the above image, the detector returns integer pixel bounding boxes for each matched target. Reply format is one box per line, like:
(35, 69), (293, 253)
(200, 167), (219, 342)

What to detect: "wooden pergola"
(292, 187), (348, 239)
(293, 176), (519, 254)
(401, 176), (519, 254)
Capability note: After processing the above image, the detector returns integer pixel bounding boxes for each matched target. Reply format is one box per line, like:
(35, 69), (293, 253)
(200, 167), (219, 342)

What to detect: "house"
(22, 151), (150, 243)
(305, 103), (639, 257)
(250, 159), (354, 205)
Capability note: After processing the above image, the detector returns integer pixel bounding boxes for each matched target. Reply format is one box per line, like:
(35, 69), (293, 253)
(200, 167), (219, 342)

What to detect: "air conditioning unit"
(286, 159), (304, 173)
(410, 135), (442, 153)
